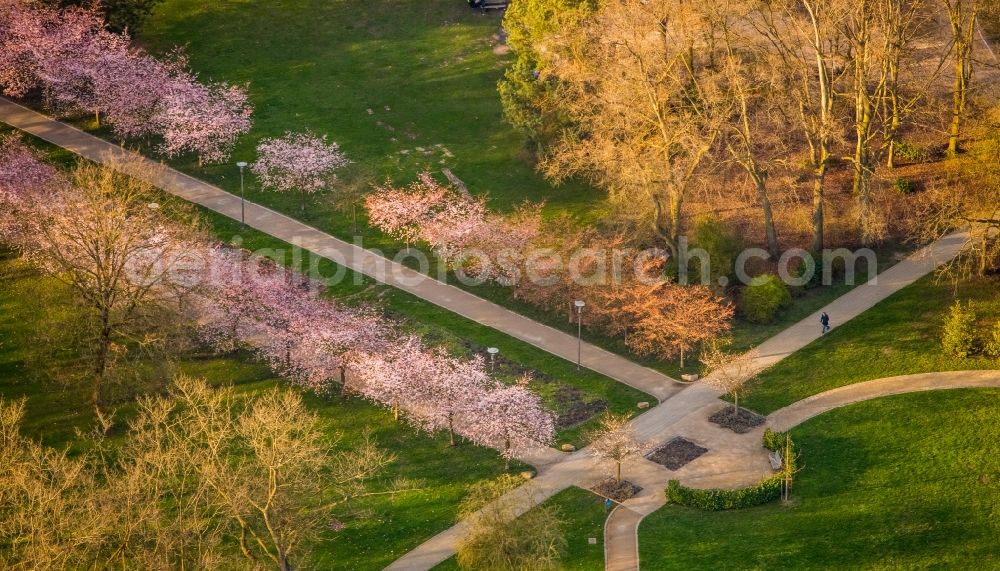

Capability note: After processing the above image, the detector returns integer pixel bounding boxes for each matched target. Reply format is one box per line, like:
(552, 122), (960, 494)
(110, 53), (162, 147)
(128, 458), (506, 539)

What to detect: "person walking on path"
(820, 312), (831, 334)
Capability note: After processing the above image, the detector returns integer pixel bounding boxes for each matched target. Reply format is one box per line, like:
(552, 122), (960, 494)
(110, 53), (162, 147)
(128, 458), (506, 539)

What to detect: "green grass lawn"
(742, 274), (1000, 415)
(0, 252), (528, 569)
(433, 486), (609, 571)
(639, 389), (1000, 569)
(139, 0), (603, 219)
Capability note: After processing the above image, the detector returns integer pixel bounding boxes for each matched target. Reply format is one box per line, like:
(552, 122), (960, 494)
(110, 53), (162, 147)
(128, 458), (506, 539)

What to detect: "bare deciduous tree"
(0, 377), (395, 570)
(586, 413), (643, 484)
(700, 344), (761, 414)
(752, 0), (849, 253)
(537, 0), (725, 259)
(940, 0), (981, 157)
(14, 161), (200, 407)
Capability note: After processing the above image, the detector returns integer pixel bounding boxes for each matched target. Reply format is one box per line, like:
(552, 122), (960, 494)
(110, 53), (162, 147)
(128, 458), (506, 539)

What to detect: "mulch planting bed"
(646, 437), (709, 470)
(591, 478), (642, 502)
(708, 407), (765, 434)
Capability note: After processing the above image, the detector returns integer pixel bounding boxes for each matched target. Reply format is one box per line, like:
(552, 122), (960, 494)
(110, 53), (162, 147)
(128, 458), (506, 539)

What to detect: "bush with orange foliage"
(592, 280), (733, 368)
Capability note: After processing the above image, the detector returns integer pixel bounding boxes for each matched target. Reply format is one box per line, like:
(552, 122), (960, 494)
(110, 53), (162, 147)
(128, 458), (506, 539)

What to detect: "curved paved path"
(599, 231), (971, 571)
(0, 98), (978, 571)
(767, 369), (1000, 431)
(397, 226), (971, 571)
(620, 371), (1000, 571)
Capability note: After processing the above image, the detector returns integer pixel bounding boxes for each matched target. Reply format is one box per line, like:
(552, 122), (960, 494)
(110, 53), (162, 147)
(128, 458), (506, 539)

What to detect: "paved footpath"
(767, 370), (1000, 432)
(385, 194), (970, 568)
(604, 369), (1000, 571)
(0, 99), (977, 570)
(0, 97), (683, 402)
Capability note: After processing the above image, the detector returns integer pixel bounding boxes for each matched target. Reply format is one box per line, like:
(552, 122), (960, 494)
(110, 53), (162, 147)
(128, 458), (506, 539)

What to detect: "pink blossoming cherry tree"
(466, 377), (556, 469)
(252, 131), (350, 212)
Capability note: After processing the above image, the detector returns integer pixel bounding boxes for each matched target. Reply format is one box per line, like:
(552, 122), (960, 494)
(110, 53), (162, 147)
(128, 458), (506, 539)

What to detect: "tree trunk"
(616, 461), (622, 484)
(811, 170), (825, 254)
(948, 53), (967, 157)
(448, 414), (455, 446)
(753, 175), (779, 257)
(94, 310), (112, 407)
(803, 0), (831, 255)
(340, 366), (351, 398)
(947, 8), (976, 158)
(669, 190), (683, 263)
(679, 348), (685, 369)
(886, 57), (901, 169)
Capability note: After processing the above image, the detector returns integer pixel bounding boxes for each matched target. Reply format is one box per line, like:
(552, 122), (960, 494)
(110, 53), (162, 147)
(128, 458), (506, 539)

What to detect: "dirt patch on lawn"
(708, 407), (765, 434)
(646, 437), (708, 470)
(591, 478), (642, 502)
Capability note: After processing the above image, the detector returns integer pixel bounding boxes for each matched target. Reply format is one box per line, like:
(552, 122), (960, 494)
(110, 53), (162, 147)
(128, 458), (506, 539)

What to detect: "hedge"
(665, 475), (782, 511)
(666, 429), (796, 511)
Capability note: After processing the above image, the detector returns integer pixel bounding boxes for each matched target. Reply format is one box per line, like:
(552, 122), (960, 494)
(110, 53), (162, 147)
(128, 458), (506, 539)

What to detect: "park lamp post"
(487, 347), (499, 373)
(236, 161), (248, 227)
(574, 300), (585, 371)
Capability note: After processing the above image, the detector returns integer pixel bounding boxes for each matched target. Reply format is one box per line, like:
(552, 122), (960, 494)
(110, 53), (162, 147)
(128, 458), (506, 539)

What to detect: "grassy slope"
(0, 253), (522, 569)
(139, 0), (602, 217)
(639, 389), (1000, 570)
(433, 486), (608, 571)
(742, 274), (1000, 414)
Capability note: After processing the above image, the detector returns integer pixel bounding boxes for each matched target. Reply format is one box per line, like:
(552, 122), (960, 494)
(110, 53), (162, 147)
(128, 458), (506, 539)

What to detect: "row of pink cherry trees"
(0, 1), (252, 165)
(194, 246), (554, 463)
(0, 3), (355, 208)
(0, 137), (555, 463)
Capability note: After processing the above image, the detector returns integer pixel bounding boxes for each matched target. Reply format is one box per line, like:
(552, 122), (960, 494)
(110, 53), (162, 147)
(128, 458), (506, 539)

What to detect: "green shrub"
(894, 141), (926, 162)
(762, 428), (787, 452)
(893, 178), (916, 194)
(983, 321), (1000, 359)
(942, 301), (979, 358)
(666, 476), (782, 510)
(739, 274), (792, 323)
(686, 214), (743, 286)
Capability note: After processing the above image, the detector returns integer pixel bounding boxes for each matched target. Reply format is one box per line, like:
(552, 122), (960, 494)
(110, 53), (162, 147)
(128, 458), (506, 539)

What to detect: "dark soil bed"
(460, 339), (607, 429)
(646, 437), (708, 470)
(708, 407), (765, 434)
(591, 478), (642, 502)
